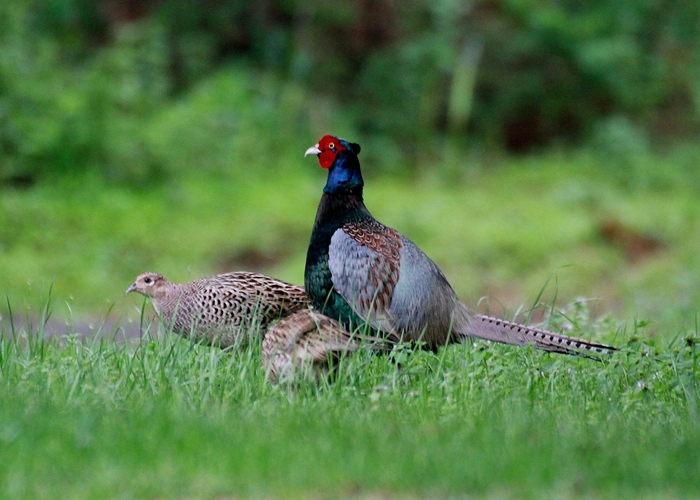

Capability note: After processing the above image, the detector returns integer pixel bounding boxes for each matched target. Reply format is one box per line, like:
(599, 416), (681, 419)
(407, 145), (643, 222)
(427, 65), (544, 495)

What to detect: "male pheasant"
(126, 271), (310, 348)
(262, 309), (389, 383)
(303, 134), (616, 357)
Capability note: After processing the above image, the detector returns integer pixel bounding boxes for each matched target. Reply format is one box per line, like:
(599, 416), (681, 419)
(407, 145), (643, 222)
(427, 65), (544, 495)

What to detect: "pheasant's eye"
(144, 277), (152, 285)
(328, 142), (335, 150)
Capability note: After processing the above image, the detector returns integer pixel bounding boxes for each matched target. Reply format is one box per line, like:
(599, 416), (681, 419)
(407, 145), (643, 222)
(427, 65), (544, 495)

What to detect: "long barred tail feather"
(466, 314), (616, 359)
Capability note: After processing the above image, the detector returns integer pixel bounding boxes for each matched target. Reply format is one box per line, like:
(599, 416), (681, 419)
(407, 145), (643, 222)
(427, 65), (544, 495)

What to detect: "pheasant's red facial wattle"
(307, 135), (347, 169)
(318, 149), (336, 169)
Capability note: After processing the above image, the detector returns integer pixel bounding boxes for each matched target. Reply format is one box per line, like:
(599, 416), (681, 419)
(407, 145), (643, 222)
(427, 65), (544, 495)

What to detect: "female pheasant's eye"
(144, 278), (152, 285)
(328, 142), (335, 149)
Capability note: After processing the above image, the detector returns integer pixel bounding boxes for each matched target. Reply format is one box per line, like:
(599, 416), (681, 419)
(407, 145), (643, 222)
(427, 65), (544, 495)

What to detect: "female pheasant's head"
(126, 272), (169, 301)
(305, 135), (363, 194)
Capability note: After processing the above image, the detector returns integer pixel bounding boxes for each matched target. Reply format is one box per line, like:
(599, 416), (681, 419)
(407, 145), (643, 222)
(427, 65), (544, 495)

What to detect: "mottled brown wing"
(195, 272), (309, 329)
(262, 309), (361, 383)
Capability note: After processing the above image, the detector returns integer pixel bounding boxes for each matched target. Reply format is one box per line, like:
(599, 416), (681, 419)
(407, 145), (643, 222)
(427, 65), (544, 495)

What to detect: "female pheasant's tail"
(465, 314), (617, 360)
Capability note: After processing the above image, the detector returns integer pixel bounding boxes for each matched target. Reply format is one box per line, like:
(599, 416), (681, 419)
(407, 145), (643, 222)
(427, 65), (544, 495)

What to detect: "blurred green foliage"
(0, 0), (698, 183)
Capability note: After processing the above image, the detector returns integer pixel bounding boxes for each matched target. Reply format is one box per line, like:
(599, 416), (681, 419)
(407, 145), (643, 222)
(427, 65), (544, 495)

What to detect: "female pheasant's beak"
(125, 282), (137, 295)
(304, 144), (321, 157)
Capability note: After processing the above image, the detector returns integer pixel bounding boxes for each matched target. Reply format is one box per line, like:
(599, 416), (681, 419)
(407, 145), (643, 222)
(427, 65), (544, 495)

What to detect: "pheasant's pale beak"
(304, 144), (321, 157)
(125, 283), (137, 295)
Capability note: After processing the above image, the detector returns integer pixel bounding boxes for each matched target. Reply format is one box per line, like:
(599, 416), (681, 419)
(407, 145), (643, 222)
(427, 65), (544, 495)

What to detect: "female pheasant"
(303, 134), (616, 357)
(126, 271), (310, 348)
(262, 309), (389, 383)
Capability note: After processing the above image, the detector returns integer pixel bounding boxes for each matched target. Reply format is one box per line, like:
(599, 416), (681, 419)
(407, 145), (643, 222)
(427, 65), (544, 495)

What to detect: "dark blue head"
(305, 135), (363, 194)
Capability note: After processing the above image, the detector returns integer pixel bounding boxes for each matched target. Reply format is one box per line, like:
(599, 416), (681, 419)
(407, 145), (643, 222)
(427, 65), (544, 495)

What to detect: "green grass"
(2, 60), (699, 498)
(0, 306), (698, 498)
(2, 62), (700, 497)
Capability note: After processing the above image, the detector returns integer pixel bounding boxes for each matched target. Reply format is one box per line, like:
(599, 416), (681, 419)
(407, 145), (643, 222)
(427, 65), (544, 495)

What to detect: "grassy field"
(0, 307), (698, 498)
(2, 65), (700, 497)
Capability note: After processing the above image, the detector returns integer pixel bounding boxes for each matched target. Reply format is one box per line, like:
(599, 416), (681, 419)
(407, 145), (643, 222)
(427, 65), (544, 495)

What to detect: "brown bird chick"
(126, 271), (310, 348)
(262, 308), (390, 383)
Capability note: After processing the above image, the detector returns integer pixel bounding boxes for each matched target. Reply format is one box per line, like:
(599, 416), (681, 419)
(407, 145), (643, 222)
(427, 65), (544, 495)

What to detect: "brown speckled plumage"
(126, 271), (310, 347)
(262, 309), (389, 383)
